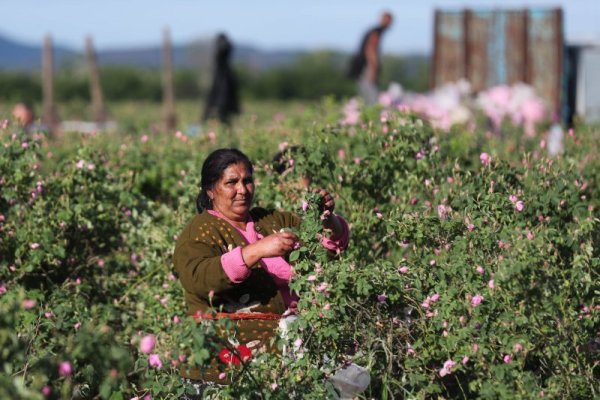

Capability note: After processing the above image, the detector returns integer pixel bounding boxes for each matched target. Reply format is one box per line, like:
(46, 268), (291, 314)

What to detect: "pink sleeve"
(220, 246), (251, 283)
(321, 215), (350, 251)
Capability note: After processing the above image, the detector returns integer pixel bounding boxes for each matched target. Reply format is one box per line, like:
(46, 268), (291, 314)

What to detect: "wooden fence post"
(85, 35), (108, 123)
(162, 28), (177, 131)
(42, 34), (61, 138)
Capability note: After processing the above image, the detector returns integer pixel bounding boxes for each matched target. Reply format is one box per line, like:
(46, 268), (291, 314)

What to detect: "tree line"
(0, 51), (429, 103)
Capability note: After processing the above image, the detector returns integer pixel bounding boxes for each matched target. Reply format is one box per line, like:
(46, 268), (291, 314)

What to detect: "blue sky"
(1, 0), (598, 53)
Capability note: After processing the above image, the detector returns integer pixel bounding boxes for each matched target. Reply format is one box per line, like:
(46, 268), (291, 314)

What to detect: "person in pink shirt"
(173, 148), (349, 392)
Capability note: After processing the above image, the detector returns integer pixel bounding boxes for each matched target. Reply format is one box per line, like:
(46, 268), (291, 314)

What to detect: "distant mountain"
(0, 34), (79, 70)
(0, 33), (306, 72)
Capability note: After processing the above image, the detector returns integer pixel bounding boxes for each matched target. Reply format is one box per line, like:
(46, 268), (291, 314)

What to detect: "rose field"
(0, 97), (599, 399)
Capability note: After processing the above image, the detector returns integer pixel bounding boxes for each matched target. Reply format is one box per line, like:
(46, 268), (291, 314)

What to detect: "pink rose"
(398, 266), (409, 274)
(148, 354), (162, 369)
(471, 294), (484, 306)
(316, 282), (329, 292)
(139, 335), (156, 354)
(0, 284), (7, 295)
(30, 243), (40, 249)
(503, 354), (513, 364)
(377, 294), (387, 303)
(514, 343), (524, 353)
(22, 299), (37, 309)
(527, 230), (534, 240)
(301, 201), (309, 211)
(58, 361), (72, 377)
(480, 152), (491, 166)
(515, 201), (525, 212)
(476, 266), (484, 274)
(437, 205), (449, 220)
(439, 359), (457, 377)
(488, 279), (495, 289)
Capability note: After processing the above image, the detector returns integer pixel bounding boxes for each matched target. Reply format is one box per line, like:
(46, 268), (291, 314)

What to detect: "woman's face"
(208, 162), (254, 221)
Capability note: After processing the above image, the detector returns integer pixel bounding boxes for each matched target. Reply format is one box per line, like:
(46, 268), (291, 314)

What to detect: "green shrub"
(0, 103), (598, 399)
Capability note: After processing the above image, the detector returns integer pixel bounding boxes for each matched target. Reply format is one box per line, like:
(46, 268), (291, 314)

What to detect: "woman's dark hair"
(196, 148), (253, 213)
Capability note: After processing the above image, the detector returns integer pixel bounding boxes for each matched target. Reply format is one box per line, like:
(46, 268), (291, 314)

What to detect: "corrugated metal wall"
(576, 47), (600, 123)
(431, 8), (563, 115)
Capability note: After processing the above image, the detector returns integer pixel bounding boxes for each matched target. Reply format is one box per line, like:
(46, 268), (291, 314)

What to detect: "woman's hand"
(241, 231), (299, 267)
(313, 188), (345, 241)
(314, 188), (335, 213)
(258, 231), (299, 258)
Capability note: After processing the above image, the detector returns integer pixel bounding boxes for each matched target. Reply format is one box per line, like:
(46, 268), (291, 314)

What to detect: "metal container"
(431, 8), (563, 115)
(565, 44), (600, 124)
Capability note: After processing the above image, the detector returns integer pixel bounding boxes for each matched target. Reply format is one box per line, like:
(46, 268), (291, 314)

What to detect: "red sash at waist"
(193, 311), (281, 321)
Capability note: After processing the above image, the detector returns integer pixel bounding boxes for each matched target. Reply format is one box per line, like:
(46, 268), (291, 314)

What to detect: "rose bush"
(1, 101), (598, 399)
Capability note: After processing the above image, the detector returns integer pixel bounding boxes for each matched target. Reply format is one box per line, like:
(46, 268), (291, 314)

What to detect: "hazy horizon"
(1, 0), (598, 54)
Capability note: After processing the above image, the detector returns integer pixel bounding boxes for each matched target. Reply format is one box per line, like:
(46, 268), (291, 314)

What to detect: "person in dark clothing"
(348, 12), (393, 105)
(203, 33), (240, 124)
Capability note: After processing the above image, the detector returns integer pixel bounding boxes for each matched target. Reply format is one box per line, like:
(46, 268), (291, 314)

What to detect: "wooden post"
(85, 35), (108, 123)
(430, 9), (440, 89)
(463, 9), (472, 83)
(523, 9), (530, 85)
(42, 34), (61, 137)
(553, 8), (564, 119)
(162, 28), (177, 131)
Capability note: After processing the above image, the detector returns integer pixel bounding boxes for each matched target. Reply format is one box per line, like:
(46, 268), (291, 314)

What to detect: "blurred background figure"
(348, 12), (393, 105)
(12, 102), (34, 129)
(202, 33), (240, 125)
(11, 101), (47, 134)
